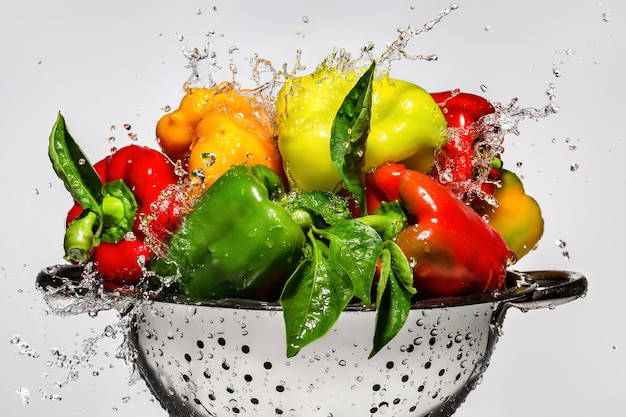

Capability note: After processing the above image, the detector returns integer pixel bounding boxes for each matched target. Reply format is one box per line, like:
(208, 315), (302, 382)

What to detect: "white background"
(1, 0), (624, 416)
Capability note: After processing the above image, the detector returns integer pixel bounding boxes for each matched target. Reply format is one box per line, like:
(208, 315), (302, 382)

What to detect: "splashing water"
(447, 83), (560, 204)
(34, 267), (147, 401)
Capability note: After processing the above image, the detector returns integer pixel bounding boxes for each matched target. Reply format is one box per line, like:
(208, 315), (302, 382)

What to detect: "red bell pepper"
(365, 163), (511, 298)
(364, 161), (406, 214)
(395, 169), (511, 298)
(65, 144), (180, 287)
(430, 90), (501, 198)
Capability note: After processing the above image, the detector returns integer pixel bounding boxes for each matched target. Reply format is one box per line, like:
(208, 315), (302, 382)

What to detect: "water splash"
(36, 267), (147, 397)
(432, 83), (559, 203)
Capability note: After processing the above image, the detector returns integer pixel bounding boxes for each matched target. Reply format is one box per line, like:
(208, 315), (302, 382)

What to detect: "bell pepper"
(156, 83), (284, 189)
(152, 164), (306, 301)
(364, 161), (405, 214)
(365, 163), (511, 298)
(476, 169), (544, 261)
(155, 87), (215, 162)
(275, 66), (448, 192)
(430, 90), (501, 198)
(63, 144), (180, 287)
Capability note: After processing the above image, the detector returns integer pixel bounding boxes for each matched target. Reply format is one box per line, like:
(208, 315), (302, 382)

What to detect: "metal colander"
(124, 270), (586, 417)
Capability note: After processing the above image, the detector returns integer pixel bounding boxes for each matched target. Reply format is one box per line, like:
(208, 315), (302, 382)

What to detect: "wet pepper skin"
(153, 165), (306, 301)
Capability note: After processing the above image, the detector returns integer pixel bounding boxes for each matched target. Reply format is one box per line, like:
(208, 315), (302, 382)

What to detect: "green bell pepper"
(153, 164), (306, 301)
(275, 65), (448, 192)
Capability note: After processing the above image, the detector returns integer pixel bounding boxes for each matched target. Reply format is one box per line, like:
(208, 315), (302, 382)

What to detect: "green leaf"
(330, 61), (375, 211)
(100, 180), (138, 243)
(48, 112), (104, 218)
(316, 219), (383, 306)
(370, 241), (416, 358)
(385, 240), (417, 295)
(284, 190), (352, 226)
(280, 231), (354, 358)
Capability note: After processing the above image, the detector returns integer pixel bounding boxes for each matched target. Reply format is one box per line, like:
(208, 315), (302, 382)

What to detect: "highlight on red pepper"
(50, 113), (180, 288)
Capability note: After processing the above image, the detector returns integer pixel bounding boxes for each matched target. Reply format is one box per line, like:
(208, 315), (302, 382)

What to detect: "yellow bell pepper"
(275, 66), (447, 192)
(479, 169), (544, 261)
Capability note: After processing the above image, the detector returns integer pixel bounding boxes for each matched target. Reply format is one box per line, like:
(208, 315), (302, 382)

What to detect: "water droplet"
(107, 136), (116, 143)
(161, 105), (171, 112)
(128, 133), (138, 141)
(195, 8), (202, 15)
(190, 168), (205, 185)
(570, 163), (579, 171)
(78, 158), (86, 166)
(516, 161), (523, 167)
(32, 189), (39, 195)
(484, 25), (491, 31)
(602, 12), (611, 22)
(556, 239), (566, 248)
(302, 16), (309, 23)
(123, 124), (131, 130)
(480, 84), (488, 92)
(562, 251), (570, 260)
(16, 387), (30, 404)
(552, 67), (562, 77)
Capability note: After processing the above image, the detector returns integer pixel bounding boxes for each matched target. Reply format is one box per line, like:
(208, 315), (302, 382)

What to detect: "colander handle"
(506, 270), (587, 311)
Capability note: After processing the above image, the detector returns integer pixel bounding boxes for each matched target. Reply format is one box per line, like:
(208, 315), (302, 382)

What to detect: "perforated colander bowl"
(125, 270), (586, 417)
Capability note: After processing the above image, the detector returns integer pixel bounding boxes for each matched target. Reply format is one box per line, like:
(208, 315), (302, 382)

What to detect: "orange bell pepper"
(156, 82), (284, 189)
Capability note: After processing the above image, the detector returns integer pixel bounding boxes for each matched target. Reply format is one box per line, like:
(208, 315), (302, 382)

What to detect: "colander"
(37, 267), (586, 417)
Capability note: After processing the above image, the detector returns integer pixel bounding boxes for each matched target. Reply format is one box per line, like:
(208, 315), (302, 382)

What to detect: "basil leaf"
(330, 61), (375, 212)
(284, 190), (352, 226)
(49, 112), (104, 217)
(370, 241), (416, 358)
(100, 180), (138, 243)
(316, 219), (383, 306)
(280, 231), (354, 358)
(386, 240), (417, 295)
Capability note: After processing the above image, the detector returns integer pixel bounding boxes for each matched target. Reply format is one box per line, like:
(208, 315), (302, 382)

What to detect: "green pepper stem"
(290, 209), (314, 232)
(102, 195), (126, 229)
(64, 210), (100, 263)
(355, 214), (405, 241)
